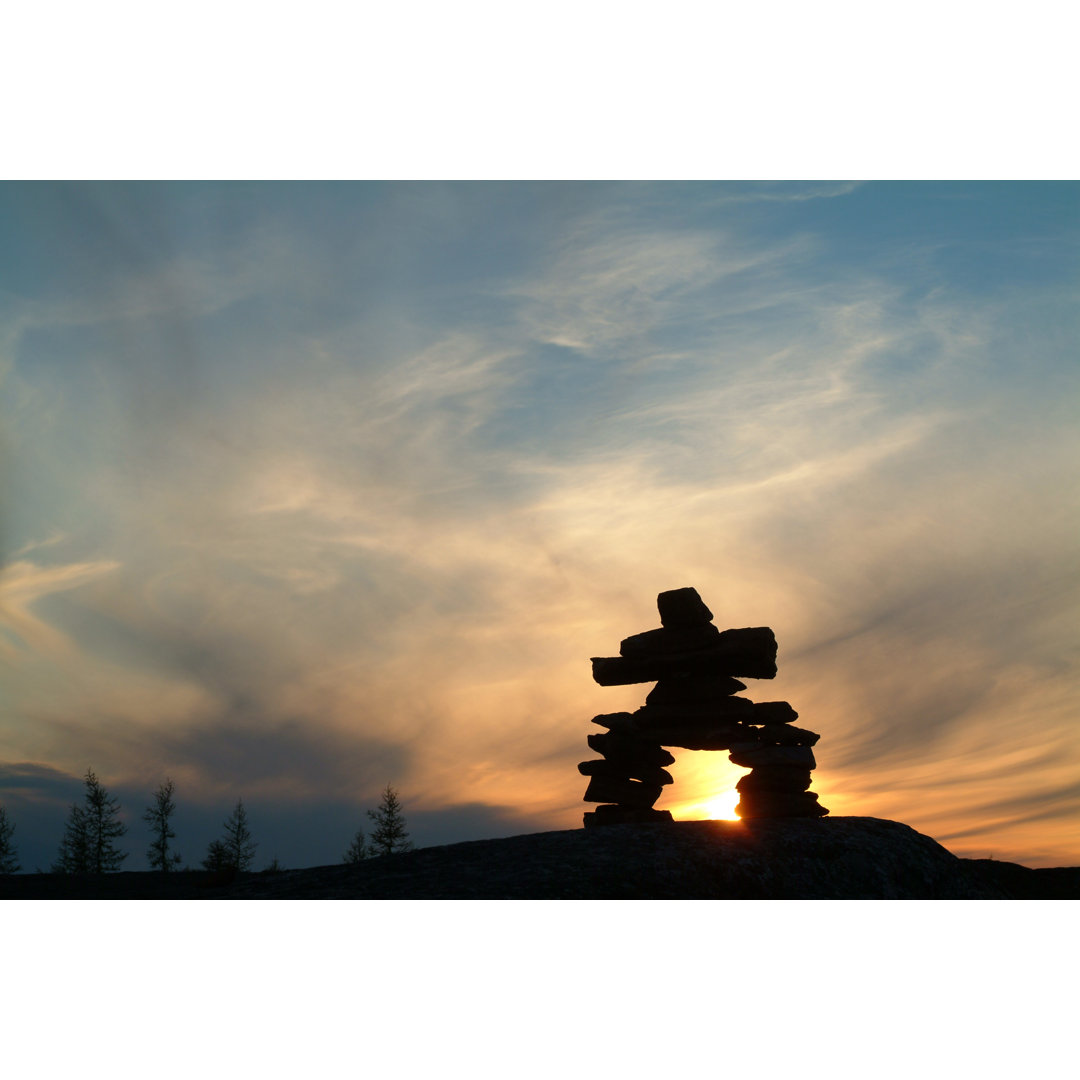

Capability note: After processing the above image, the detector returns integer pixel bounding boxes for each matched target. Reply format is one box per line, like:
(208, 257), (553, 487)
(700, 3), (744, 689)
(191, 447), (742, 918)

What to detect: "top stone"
(657, 587), (713, 626)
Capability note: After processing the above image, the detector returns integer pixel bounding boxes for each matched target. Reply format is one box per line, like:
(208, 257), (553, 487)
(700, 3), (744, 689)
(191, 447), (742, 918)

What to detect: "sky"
(0, 180), (1077, 872)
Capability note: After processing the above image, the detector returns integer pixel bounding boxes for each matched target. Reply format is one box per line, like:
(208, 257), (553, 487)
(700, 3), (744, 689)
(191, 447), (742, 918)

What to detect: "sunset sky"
(1, 180), (1076, 872)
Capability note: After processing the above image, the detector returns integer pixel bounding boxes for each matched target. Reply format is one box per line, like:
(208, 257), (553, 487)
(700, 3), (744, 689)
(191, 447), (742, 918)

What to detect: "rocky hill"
(4, 817), (1077, 899)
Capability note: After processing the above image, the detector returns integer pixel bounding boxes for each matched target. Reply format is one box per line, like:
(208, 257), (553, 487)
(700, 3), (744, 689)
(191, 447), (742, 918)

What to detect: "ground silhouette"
(2, 817), (1076, 899)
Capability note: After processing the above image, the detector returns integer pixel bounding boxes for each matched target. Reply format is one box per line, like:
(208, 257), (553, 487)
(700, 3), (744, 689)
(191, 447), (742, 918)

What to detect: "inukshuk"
(581, 587), (828, 826)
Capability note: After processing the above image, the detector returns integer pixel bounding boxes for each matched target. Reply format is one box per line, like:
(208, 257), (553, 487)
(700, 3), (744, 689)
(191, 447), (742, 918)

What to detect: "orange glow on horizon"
(703, 789), (741, 820)
(661, 752), (749, 823)
(673, 788), (742, 821)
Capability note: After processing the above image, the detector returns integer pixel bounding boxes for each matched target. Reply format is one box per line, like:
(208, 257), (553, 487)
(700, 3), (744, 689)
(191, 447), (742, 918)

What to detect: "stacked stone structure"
(581, 587), (828, 826)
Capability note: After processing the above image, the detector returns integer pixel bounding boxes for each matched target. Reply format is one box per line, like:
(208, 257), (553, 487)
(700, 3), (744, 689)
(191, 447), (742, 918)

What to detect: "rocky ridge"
(153, 817), (1080, 899)
(3, 817), (1077, 898)
(203, 818), (1080, 899)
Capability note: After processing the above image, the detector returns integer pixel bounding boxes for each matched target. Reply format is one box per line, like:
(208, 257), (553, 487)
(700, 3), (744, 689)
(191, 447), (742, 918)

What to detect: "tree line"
(0, 770), (412, 875)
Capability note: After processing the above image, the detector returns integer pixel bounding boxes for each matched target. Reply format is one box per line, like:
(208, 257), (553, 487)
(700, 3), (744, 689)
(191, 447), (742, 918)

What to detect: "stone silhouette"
(581, 587), (828, 825)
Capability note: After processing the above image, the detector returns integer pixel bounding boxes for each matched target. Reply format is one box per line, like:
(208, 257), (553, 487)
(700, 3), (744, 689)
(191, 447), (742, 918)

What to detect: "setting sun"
(702, 789), (741, 821)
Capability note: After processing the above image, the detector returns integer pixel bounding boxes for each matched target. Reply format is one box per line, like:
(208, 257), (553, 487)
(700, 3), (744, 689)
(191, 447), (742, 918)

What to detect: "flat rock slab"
(592, 627), (778, 684)
(646, 675), (747, 703)
(582, 774), (663, 806)
(620, 624), (721, 656)
(730, 744), (817, 769)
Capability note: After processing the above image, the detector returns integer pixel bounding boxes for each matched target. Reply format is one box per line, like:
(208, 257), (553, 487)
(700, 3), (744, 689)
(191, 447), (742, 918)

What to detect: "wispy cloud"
(0, 558), (120, 659)
(508, 217), (814, 357)
(707, 181), (865, 204)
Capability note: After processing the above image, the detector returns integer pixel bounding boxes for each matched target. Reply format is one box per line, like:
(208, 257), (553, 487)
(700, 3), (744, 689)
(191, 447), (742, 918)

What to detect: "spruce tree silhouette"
(367, 785), (412, 856)
(205, 798), (257, 871)
(84, 769), (128, 873)
(54, 769), (128, 873)
(0, 805), (21, 874)
(53, 802), (89, 873)
(143, 778), (182, 872)
(201, 839), (231, 872)
(343, 828), (370, 863)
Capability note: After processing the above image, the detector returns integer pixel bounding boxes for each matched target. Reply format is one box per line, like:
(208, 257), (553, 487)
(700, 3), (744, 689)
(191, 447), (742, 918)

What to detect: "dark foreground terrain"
(3, 817), (1077, 900)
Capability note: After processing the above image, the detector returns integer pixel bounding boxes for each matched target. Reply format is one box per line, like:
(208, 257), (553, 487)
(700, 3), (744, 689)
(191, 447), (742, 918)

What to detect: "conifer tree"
(209, 798), (257, 871)
(201, 839), (230, 872)
(367, 784), (412, 856)
(53, 803), (90, 873)
(343, 828), (369, 863)
(143, 778), (182, 872)
(54, 769), (128, 874)
(83, 768), (128, 873)
(0, 804), (21, 874)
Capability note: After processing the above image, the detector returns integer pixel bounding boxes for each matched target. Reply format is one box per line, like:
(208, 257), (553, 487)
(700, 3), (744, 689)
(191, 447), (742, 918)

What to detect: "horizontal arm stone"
(578, 759), (674, 786)
(620, 623), (720, 656)
(582, 775), (663, 808)
(591, 627), (778, 684)
(728, 744), (817, 769)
